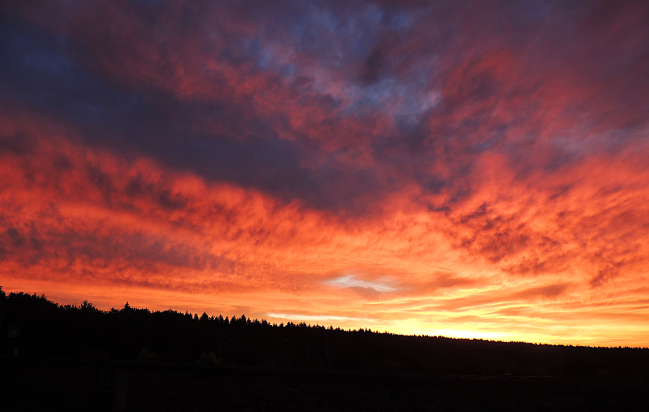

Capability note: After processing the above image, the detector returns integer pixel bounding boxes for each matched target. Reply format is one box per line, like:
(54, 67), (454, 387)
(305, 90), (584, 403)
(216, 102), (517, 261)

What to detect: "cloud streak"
(325, 274), (398, 293)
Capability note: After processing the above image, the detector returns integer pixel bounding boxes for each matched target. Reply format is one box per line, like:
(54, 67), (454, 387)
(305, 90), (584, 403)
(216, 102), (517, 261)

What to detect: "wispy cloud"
(325, 274), (398, 293)
(267, 312), (375, 324)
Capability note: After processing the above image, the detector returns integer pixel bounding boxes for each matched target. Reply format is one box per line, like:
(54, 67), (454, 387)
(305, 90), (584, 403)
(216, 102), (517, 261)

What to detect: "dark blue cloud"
(2, 0), (649, 219)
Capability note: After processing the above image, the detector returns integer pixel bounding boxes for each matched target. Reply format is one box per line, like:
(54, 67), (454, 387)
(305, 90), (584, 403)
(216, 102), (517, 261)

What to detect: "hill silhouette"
(3, 288), (649, 411)
(2, 287), (648, 378)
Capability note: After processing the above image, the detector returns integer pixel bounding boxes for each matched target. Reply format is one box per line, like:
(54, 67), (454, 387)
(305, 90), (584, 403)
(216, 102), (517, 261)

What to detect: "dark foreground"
(2, 356), (648, 412)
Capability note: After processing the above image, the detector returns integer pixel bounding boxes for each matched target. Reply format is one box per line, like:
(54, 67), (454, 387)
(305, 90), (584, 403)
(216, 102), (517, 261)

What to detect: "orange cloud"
(2, 108), (648, 346)
(2, 0), (649, 346)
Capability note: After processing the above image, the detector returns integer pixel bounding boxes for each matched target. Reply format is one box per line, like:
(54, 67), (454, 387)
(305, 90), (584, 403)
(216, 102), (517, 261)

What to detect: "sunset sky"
(1, 0), (649, 346)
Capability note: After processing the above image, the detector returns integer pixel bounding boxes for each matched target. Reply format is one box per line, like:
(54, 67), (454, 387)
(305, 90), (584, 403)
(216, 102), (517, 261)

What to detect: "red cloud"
(2, 0), (649, 345)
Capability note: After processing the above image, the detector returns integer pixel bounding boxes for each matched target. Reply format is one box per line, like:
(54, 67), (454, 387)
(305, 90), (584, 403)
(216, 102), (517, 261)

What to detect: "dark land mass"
(1, 288), (648, 411)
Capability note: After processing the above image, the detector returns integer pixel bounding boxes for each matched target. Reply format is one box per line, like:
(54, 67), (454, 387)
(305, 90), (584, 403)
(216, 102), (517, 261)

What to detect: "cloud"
(325, 274), (398, 293)
(267, 312), (374, 324)
(512, 283), (571, 300)
(1, 0), (649, 345)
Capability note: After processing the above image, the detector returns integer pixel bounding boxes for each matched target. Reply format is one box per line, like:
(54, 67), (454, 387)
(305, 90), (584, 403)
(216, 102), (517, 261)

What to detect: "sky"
(1, 0), (649, 347)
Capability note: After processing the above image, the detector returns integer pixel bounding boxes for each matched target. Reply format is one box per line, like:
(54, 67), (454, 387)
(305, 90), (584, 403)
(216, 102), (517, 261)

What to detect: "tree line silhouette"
(2, 287), (648, 379)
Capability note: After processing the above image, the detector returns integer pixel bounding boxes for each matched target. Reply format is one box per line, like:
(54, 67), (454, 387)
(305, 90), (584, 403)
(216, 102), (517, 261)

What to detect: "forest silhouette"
(2, 287), (648, 379)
